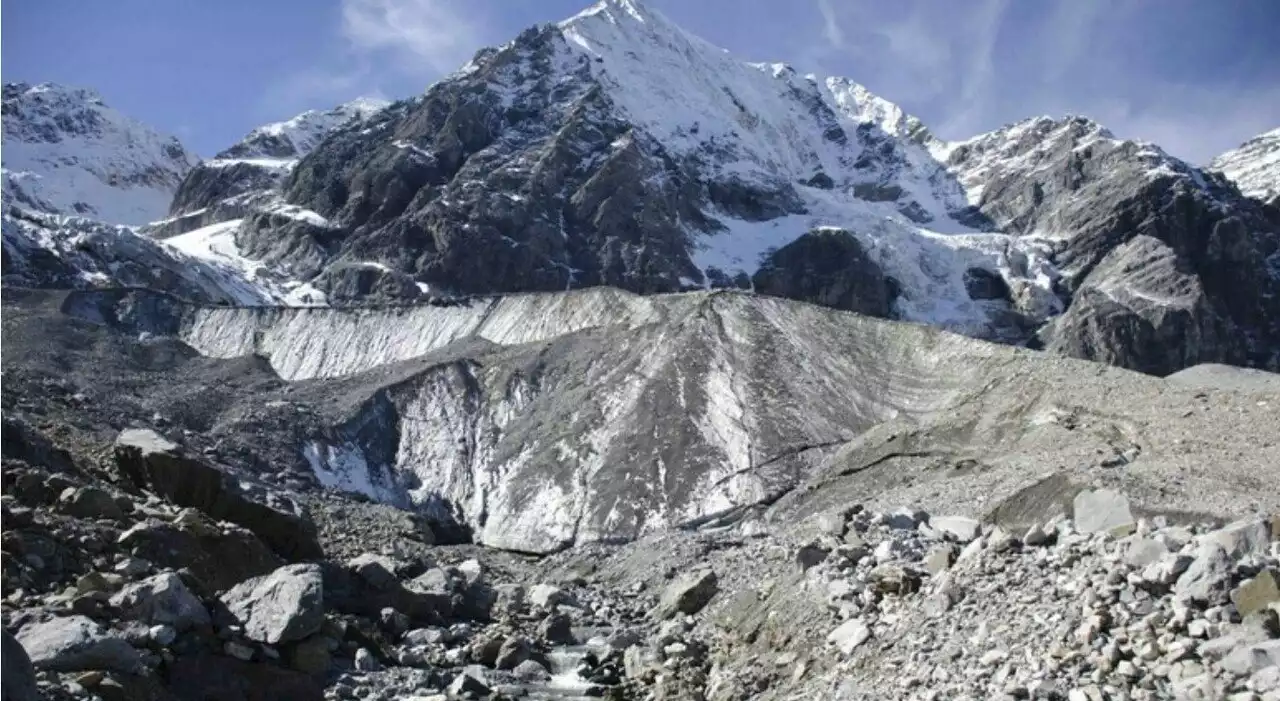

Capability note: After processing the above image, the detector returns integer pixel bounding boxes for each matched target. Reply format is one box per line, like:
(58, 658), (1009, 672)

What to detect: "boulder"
(652, 569), (719, 620)
(930, 516), (981, 543)
(57, 486), (124, 520)
(1233, 570), (1280, 618)
(1123, 538), (1169, 569)
(2, 630), (38, 701)
(537, 613), (575, 645)
(220, 564), (324, 645)
(109, 572), (210, 631)
(528, 583), (568, 610)
(513, 659), (551, 682)
(1204, 518), (1272, 559)
(1175, 543), (1234, 605)
(346, 554), (402, 590)
(113, 429), (320, 560)
(827, 618), (872, 655)
(115, 512), (282, 592)
(494, 635), (532, 670)
(16, 616), (142, 674)
(795, 541), (831, 572)
(448, 667), (490, 697)
(1072, 489), (1134, 534)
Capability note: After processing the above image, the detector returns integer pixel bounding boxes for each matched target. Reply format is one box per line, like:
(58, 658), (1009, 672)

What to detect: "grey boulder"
(113, 428), (321, 560)
(652, 569), (719, 620)
(220, 564), (325, 645)
(1072, 488), (1134, 534)
(109, 572), (210, 631)
(15, 616), (142, 674)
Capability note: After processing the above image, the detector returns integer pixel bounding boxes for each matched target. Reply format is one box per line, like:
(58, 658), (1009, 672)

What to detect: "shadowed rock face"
(751, 229), (895, 317)
(950, 118), (1280, 373)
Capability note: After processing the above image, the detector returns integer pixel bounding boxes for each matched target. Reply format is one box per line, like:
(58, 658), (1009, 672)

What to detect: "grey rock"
(1205, 518), (1272, 559)
(494, 635), (532, 670)
(114, 429), (321, 560)
(223, 641), (255, 661)
(795, 541), (831, 572)
(109, 572), (210, 631)
(57, 486), (124, 520)
(931, 516), (981, 543)
(537, 613), (574, 645)
(512, 659), (551, 682)
(652, 569), (719, 620)
(2, 630), (38, 701)
(752, 229), (895, 318)
(1232, 570), (1280, 618)
(923, 545), (955, 575)
(827, 618), (871, 655)
(1072, 489), (1134, 534)
(448, 667), (490, 697)
(288, 635), (332, 676)
(148, 625), (177, 646)
(220, 564), (324, 644)
(527, 583), (567, 610)
(1220, 640), (1280, 677)
(353, 647), (380, 672)
(16, 616), (142, 674)
(1175, 543), (1234, 605)
(1123, 537), (1169, 569)
(347, 554), (402, 590)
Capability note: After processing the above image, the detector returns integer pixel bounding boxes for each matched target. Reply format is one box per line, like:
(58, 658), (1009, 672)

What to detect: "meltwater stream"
(524, 646), (598, 700)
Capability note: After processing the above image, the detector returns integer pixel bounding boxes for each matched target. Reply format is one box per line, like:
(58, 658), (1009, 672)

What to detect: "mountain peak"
(1211, 126), (1280, 204)
(2, 81), (196, 225)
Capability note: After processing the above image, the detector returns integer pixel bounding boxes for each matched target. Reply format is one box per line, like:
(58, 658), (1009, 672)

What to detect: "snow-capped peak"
(2, 81), (198, 225)
(1210, 127), (1280, 205)
(213, 96), (391, 163)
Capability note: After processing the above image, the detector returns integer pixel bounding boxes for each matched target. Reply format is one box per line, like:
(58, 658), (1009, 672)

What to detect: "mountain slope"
(1, 82), (197, 225)
(152, 98), (389, 239)
(1210, 126), (1280, 206)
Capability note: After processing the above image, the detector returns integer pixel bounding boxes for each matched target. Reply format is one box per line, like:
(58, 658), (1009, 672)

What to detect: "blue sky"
(5, 0), (1277, 162)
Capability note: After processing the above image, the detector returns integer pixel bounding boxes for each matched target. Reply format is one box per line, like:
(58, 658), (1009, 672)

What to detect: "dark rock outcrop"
(751, 229), (895, 317)
(2, 630), (37, 701)
(113, 429), (321, 560)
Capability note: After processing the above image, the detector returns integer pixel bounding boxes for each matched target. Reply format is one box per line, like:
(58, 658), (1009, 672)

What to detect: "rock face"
(15, 616), (141, 674)
(1, 82), (196, 225)
(220, 564), (325, 645)
(1, 207), (272, 305)
(1211, 127), (1280, 206)
(751, 228), (896, 317)
(113, 428), (321, 560)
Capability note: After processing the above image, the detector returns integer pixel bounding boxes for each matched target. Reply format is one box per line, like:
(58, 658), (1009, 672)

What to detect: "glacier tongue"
(123, 287), (1015, 553)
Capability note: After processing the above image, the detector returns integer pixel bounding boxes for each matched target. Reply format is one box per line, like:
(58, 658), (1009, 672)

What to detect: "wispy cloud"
(261, 0), (485, 121)
(340, 0), (483, 74)
(802, 0), (1279, 163)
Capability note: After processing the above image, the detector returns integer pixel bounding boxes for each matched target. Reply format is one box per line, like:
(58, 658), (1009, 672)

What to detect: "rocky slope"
(1212, 128), (1280, 207)
(149, 98), (388, 240)
(2, 82), (197, 226)
(2, 285), (1279, 700)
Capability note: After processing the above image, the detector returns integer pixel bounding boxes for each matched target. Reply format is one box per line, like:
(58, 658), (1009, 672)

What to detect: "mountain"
(1211, 127), (1280, 206)
(5, 0), (1280, 376)
(1, 82), (197, 225)
(151, 97), (389, 239)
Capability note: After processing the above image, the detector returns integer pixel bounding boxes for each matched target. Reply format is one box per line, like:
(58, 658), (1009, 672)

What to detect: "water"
(524, 645), (599, 700)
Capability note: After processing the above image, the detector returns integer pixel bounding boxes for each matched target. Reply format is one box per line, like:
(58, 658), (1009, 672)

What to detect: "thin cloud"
(340, 0), (483, 74)
(261, 0), (486, 121)
(816, 0), (844, 48)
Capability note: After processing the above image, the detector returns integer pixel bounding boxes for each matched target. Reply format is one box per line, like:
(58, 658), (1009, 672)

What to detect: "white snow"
(302, 441), (403, 505)
(2, 83), (197, 225)
(163, 218), (327, 306)
(226, 97), (390, 160)
(1211, 127), (1280, 203)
